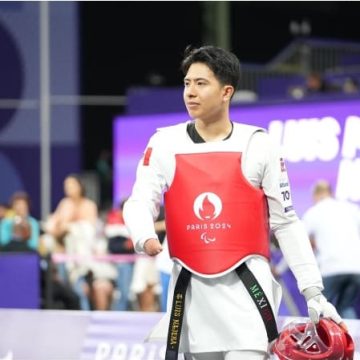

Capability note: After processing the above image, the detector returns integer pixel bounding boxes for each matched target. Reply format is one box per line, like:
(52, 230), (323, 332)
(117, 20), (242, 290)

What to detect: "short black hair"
(181, 45), (241, 91)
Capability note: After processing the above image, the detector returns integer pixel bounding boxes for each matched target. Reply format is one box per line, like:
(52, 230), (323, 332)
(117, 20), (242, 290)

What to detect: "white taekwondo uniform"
(124, 121), (323, 354)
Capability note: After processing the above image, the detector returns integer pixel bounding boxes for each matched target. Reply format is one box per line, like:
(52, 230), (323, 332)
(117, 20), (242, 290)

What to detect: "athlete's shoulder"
(149, 121), (190, 145)
(232, 121), (266, 134)
(156, 121), (189, 134)
(232, 122), (269, 146)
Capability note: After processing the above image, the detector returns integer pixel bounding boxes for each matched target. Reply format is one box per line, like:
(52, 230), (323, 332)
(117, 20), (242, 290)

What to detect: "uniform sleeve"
(245, 131), (323, 292)
(123, 132), (167, 253)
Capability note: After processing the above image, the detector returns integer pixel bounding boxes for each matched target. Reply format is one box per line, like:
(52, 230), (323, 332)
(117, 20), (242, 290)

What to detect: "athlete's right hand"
(144, 238), (163, 256)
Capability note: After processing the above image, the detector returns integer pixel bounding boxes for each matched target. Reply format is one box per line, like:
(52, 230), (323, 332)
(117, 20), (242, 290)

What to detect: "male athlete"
(123, 45), (345, 360)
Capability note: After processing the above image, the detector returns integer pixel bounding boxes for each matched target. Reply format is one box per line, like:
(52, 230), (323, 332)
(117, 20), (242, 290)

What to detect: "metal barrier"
(238, 37), (360, 93)
(51, 252), (139, 264)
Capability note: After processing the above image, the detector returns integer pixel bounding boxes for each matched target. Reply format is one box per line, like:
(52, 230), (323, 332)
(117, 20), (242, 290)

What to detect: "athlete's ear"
(223, 85), (234, 102)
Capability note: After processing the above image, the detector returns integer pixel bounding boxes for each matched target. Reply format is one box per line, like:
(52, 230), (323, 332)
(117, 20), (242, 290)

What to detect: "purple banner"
(114, 98), (360, 216)
(0, 253), (40, 309)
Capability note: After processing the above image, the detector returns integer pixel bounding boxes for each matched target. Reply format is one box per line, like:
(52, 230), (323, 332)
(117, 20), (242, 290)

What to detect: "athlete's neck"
(194, 118), (233, 142)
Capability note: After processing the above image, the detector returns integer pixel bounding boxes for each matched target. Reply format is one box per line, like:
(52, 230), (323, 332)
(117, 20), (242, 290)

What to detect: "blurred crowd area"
(0, 174), (170, 313)
(286, 71), (359, 100)
(1, 16), (360, 315)
(3, 173), (359, 320)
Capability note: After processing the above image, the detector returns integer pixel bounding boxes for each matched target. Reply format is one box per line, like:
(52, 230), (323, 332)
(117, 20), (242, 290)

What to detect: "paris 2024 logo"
(188, 192), (231, 244)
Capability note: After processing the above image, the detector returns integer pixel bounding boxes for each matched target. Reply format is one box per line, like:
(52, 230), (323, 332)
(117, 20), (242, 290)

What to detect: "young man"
(123, 46), (345, 360)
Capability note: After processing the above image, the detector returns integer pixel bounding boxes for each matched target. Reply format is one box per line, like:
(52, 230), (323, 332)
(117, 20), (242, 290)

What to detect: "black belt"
(165, 263), (278, 360)
(165, 266), (191, 360)
(235, 262), (279, 342)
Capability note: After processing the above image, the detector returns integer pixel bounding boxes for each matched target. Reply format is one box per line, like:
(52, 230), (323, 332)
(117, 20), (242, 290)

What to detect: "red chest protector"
(164, 151), (270, 277)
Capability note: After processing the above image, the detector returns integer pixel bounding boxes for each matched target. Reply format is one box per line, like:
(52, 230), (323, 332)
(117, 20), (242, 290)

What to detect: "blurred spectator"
(342, 77), (360, 94)
(86, 217), (118, 311)
(104, 198), (135, 311)
(129, 208), (165, 312)
(131, 210), (165, 311)
(155, 236), (172, 312)
(0, 202), (10, 220)
(0, 195), (81, 310)
(106, 199), (134, 255)
(42, 174), (98, 252)
(302, 180), (360, 318)
(43, 174), (116, 310)
(0, 202), (10, 244)
(40, 258), (81, 310)
(289, 71), (340, 99)
(305, 72), (331, 93)
(154, 205), (172, 312)
(130, 256), (160, 312)
(0, 191), (40, 252)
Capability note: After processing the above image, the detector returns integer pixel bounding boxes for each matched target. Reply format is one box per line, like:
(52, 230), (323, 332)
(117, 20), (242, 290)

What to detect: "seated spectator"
(155, 236), (173, 312)
(305, 72), (329, 93)
(0, 202), (9, 244)
(130, 256), (160, 312)
(42, 174), (116, 310)
(0, 202), (10, 220)
(40, 257), (81, 310)
(42, 174), (98, 252)
(106, 199), (134, 255)
(86, 219), (118, 311)
(289, 71), (340, 99)
(104, 198), (135, 311)
(0, 191), (40, 253)
(129, 207), (165, 312)
(153, 205), (172, 312)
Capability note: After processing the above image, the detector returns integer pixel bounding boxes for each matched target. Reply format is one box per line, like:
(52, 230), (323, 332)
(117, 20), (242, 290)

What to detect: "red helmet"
(271, 318), (354, 360)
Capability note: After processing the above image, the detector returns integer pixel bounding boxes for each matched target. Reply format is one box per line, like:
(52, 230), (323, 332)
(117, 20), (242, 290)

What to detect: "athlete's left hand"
(303, 286), (348, 332)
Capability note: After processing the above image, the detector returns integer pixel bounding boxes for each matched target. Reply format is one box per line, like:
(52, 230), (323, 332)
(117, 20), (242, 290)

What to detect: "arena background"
(1, 1), (360, 218)
(1, 2), (360, 360)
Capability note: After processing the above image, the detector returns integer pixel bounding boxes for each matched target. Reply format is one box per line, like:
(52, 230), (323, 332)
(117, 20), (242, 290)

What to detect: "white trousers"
(183, 350), (268, 360)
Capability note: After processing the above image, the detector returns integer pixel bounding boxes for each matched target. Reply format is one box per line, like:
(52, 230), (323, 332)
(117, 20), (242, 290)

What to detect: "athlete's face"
(183, 62), (233, 122)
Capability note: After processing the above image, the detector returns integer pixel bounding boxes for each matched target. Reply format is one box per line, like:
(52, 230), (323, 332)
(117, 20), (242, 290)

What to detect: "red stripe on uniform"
(143, 147), (153, 166)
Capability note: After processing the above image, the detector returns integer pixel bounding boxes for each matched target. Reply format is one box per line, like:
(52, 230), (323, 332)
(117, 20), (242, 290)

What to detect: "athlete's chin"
(186, 108), (202, 119)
